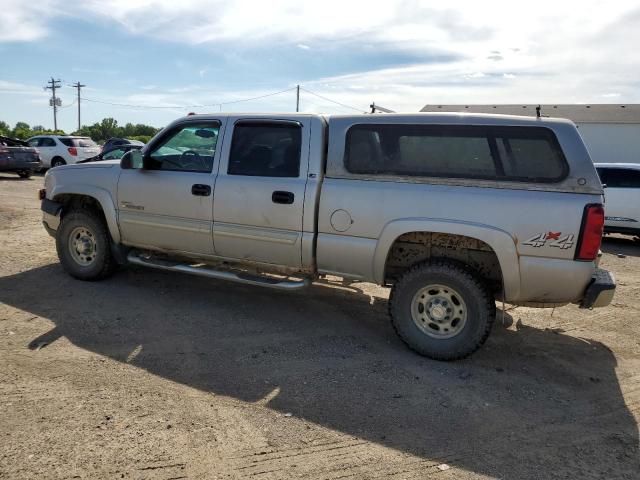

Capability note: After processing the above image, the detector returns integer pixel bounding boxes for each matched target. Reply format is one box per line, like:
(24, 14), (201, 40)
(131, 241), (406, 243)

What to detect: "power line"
(80, 87), (298, 110)
(299, 87), (364, 112)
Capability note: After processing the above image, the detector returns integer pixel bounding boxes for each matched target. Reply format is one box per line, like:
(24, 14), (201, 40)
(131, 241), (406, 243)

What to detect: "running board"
(127, 252), (311, 291)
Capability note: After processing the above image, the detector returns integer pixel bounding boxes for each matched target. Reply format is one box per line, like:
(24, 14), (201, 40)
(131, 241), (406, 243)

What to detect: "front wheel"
(18, 171), (32, 179)
(56, 210), (117, 280)
(389, 261), (495, 361)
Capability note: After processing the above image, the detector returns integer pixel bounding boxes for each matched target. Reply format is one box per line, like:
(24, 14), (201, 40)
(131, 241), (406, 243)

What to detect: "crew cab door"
(117, 119), (224, 255)
(597, 166), (640, 231)
(213, 118), (310, 268)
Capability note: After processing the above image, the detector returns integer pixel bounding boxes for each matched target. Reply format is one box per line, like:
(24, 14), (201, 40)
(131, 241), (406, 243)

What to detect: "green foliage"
(0, 121), (10, 136)
(75, 118), (161, 143)
(2, 118), (161, 143)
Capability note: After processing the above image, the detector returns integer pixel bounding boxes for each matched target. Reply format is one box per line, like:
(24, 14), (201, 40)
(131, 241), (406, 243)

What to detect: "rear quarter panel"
(316, 114), (603, 304)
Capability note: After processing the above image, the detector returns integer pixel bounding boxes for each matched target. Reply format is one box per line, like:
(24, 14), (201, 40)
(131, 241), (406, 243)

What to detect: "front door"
(213, 119), (310, 268)
(117, 120), (224, 256)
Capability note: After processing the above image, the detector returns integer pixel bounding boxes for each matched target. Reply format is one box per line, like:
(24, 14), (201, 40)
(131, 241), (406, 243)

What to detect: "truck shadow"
(1, 264), (638, 478)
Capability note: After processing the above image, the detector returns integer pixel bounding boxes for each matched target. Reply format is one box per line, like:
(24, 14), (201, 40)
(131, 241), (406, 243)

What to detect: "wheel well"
(384, 232), (503, 293)
(53, 194), (107, 225)
(52, 156), (66, 163)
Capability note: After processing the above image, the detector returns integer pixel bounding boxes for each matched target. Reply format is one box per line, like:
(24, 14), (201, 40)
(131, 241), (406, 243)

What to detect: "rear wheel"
(389, 261), (495, 361)
(51, 157), (66, 168)
(17, 171), (32, 179)
(56, 209), (117, 280)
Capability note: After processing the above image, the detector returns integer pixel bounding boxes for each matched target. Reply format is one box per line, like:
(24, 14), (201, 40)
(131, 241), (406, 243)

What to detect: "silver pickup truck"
(40, 113), (616, 360)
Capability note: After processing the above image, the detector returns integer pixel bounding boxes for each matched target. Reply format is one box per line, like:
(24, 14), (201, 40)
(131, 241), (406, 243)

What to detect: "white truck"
(40, 113), (616, 360)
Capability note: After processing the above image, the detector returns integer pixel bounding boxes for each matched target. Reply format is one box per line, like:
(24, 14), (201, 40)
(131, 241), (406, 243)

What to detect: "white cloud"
(0, 0), (57, 42)
(2, 0), (640, 121)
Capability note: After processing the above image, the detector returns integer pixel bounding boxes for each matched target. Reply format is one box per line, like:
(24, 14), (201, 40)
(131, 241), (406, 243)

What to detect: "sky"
(1, 0), (640, 132)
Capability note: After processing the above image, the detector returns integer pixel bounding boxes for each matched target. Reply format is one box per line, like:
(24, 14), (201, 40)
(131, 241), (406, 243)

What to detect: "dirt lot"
(1, 174), (639, 479)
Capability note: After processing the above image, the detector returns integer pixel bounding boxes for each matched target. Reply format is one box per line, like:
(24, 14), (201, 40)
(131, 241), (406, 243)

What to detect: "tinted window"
(147, 123), (219, 172)
(228, 123), (301, 177)
(39, 138), (56, 147)
(59, 137), (97, 148)
(344, 124), (567, 182)
(597, 168), (640, 188)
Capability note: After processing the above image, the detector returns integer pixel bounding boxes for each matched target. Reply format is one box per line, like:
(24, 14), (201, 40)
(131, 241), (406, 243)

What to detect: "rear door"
(28, 137), (55, 167)
(598, 167), (640, 231)
(213, 118), (310, 268)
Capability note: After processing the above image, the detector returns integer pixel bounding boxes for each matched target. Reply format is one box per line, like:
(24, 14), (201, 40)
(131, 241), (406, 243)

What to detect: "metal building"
(419, 104), (640, 164)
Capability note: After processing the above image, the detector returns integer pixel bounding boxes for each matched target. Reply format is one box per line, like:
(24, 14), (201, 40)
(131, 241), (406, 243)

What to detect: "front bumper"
(41, 198), (62, 237)
(580, 268), (616, 309)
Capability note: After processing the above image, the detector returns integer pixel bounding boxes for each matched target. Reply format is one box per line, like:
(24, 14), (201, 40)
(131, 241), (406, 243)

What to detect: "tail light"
(575, 204), (604, 261)
(68, 147), (78, 156)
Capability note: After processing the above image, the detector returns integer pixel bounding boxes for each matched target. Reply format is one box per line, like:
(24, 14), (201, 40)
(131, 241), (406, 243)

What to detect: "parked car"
(41, 113), (615, 360)
(0, 135), (42, 178)
(77, 144), (143, 164)
(26, 135), (101, 168)
(595, 163), (640, 237)
(102, 138), (145, 153)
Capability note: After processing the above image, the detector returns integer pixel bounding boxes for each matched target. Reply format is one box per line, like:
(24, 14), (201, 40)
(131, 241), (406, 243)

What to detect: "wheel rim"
(68, 226), (97, 266)
(410, 284), (468, 339)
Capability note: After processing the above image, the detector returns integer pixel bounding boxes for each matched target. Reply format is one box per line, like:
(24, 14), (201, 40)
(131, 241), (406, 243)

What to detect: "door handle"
(191, 184), (211, 196)
(272, 191), (295, 204)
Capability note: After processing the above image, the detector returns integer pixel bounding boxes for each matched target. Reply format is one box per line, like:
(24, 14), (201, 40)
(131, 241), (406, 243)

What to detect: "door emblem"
(121, 202), (144, 211)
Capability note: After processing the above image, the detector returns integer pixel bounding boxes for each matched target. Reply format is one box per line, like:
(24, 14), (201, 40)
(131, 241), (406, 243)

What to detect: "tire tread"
(389, 260), (495, 361)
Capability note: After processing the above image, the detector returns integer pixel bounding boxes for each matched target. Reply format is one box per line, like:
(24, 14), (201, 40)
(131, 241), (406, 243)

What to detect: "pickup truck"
(40, 113), (616, 360)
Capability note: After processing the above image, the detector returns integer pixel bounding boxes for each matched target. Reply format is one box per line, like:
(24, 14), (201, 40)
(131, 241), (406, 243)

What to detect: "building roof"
(419, 104), (640, 124)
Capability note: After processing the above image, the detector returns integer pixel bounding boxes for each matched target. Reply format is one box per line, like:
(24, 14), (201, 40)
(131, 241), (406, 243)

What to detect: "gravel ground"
(1, 174), (639, 479)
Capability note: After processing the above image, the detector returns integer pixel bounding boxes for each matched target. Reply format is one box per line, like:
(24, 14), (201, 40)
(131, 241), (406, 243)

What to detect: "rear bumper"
(580, 268), (616, 309)
(0, 159), (42, 172)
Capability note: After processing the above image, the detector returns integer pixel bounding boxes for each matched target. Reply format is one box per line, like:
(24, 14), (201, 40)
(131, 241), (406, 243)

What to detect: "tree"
(0, 120), (9, 136)
(12, 122), (32, 140)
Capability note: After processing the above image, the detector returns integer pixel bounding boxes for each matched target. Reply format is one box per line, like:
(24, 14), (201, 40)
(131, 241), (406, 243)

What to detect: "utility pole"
(45, 77), (62, 131)
(296, 84), (300, 112)
(71, 81), (86, 132)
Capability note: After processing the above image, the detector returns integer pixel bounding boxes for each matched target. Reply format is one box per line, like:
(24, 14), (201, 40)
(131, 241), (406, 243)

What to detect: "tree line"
(0, 118), (161, 144)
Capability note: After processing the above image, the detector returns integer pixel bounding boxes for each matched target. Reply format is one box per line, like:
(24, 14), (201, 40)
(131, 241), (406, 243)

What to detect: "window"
(59, 137), (98, 148)
(597, 168), (640, 188)
(38, 138), (56, 147)
(27, 139), (39, 147)
(228, 122), (301, 177)
(147, 123), (220, 172)
(344, 124), (568, 182)
(102, 147), (128, 160)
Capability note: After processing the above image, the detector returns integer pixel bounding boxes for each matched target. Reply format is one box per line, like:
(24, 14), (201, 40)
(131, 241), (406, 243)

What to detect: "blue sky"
(2, 0), (639, 132)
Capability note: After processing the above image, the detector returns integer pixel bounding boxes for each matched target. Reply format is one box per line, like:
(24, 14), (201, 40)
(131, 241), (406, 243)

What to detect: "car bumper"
(41, 198), (62, 237)
(0, 159), (42, 172)
(580, 268), (616, 309)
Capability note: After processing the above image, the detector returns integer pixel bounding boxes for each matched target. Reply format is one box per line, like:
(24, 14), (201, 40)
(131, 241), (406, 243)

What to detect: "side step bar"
(127, 252), (311, 291)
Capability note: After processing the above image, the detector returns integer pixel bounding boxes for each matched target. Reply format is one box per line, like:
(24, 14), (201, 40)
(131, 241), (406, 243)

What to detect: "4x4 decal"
(523, 232), (575, 249)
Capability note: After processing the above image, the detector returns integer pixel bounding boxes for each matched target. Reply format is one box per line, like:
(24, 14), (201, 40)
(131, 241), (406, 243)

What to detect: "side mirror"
(120, 150), (144, 170)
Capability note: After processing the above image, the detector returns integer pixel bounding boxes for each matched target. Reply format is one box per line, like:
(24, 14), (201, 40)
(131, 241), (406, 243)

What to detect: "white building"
(419, 104), (640, 164)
